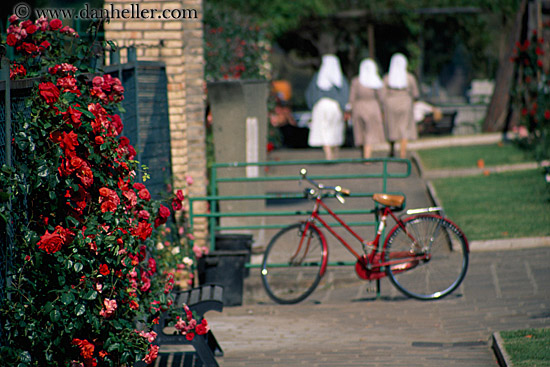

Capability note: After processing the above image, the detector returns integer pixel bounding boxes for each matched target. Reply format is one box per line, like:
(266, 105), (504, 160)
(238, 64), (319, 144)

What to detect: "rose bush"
(203, 1), (271, 81)
(510, 23), (550, 163)
(1, 15), (206, 367)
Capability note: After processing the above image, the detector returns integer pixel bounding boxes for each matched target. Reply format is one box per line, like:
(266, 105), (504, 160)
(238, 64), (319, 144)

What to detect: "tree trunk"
(482, 0), (528, 132)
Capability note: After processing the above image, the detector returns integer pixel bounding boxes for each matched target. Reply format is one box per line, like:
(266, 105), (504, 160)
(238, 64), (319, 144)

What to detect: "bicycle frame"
(302, 194), (432, 281)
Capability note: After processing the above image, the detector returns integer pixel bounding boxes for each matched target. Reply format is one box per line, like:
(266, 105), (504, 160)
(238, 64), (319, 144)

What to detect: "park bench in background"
(152, 283), (224, 367)
(418, 110), (457, 136)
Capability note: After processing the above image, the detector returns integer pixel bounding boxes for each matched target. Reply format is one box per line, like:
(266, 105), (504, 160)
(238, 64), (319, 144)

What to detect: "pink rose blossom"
(99, 298), (117, 318)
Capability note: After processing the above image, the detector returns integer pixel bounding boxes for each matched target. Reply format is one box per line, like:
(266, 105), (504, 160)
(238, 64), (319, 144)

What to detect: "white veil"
(387, 53), (408, 89)
(358, 58), (383, 89)
(316, 54), (344, 91)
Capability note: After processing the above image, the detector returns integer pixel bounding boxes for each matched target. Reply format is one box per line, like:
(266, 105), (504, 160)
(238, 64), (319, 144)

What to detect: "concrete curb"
(423, 162), (539, 179)
(470, 236), (550, 251)
(409, 132), (508, 150)
(492, 332), (513, 367)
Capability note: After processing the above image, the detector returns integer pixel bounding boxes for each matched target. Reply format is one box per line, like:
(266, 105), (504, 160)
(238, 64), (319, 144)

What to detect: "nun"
(382, 53), (419, 158)
(348, 58), (385, 160)
(305, 54), (350, 160)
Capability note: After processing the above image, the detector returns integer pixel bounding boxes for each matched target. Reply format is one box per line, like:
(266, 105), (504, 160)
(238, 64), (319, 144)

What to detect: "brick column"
(104, 0), (208, 245)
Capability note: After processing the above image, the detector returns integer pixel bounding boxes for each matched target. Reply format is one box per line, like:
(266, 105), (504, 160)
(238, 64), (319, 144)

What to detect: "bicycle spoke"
(261, 223), (325, 304)
(385, 215), (468, 300)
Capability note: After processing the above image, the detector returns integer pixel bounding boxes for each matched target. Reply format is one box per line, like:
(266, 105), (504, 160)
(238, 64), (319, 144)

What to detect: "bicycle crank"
(355, 255), (386, 281)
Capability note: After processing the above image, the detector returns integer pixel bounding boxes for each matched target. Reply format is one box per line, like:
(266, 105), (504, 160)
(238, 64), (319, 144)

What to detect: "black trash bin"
(214, 233), (253, 277)
(198, 250), (249, 307)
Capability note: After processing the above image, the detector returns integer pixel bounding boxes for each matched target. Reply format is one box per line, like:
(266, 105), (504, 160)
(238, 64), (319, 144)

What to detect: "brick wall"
(104, 0), (208, 245)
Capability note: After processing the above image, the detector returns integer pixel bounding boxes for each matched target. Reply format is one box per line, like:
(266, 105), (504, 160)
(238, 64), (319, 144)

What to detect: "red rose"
(58, 154), (83, 177)
(545, 110), (550, 120)
(72, 339), (95, 360)
(176, 189), (184, 201)
(133, 183), (145, 191)
(75, 161), (93, 188)
(172, 198), (182, 211)
(132, 221), (152, 241)
(122, 190), (137, 208)
(60, 131), (79, 154)
(154, 205), (171, 228)
(6, 33), (18, 46)
(99, 264), (110, 276)
(26, 24), (38, 34)
(62, 105), (83, 128)
(138, 210), (150, 221)
(101, 201), (117, 213)
(22, 42), (39, 55)
(159, 204), (170, 219)
(138, 188), (151, 201)
(196, 319), (209, 335)
(37, 230), (64, 254)
(521, 108), (528, 116)
(49, 19), (63, 31)
(143, 345), (159, 365)
(110, 114), (123, 136)
(39, 82), (60, 104)
(99, 187), (120, 205)
(37, 225), (74, 254)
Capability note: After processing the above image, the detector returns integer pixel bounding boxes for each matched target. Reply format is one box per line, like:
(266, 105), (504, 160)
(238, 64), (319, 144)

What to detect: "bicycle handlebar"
(300, 168), (351, 200)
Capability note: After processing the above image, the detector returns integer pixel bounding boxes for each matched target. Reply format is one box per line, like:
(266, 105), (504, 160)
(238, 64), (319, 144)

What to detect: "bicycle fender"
(384, 214), (470, 253)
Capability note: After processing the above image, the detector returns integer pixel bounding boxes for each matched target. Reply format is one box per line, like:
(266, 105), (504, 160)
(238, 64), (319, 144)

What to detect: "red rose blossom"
(39, 82), (60, 104)
(132, 221), (152, 241)
(6, 33), (18, 46)
(37, 225), (74, 254)
(99, 264), (110, 276)
(138, 188), (151, 201)
(49, 19), (63, 30)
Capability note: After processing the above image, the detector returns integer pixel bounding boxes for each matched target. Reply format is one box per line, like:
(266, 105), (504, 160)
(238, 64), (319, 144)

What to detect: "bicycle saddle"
(372, 193), (405, 208)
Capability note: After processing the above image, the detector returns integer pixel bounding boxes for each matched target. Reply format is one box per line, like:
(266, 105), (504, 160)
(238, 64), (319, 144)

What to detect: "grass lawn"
(499, 328), (550, 366)
(431, 169), (550, 241)
(417, 143), (535, 170)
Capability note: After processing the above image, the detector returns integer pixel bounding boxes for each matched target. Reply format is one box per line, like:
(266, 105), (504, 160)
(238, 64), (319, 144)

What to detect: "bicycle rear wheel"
(261, 222), (326, 304)
(385, 215), (468, 300)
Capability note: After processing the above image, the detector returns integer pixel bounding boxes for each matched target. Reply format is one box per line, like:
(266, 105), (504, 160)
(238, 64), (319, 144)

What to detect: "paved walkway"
(158, 134), (550, 366)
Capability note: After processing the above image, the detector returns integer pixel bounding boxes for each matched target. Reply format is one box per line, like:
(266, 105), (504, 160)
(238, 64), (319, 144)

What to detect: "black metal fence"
(106, 49), (172, 198)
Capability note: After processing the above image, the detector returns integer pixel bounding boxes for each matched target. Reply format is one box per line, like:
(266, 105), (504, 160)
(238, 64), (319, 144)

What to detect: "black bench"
(418, 111), (457, 136)
(152, 284), (224, 367)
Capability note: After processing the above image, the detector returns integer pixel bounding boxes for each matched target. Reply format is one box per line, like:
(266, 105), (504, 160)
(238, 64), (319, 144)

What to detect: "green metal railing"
(188, 157), (412, 263)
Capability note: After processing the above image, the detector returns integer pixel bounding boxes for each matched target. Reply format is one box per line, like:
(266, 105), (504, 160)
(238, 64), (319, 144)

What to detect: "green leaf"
(83, 290), (98, 300)
(74, 262), (83, 272)
(61, 292), (75, 305)
(20, 351), (32, 362)
(75, 106), (96, 120)
(66, 216), (79, 226)
(50, 309), (60, 322)
(75, 304), (86, 316)
(107, 343), (120, 352)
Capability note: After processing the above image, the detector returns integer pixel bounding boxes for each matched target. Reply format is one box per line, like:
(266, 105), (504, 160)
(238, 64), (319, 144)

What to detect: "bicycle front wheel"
(385, 215), (469, 300)
(261, 222), (326, 304)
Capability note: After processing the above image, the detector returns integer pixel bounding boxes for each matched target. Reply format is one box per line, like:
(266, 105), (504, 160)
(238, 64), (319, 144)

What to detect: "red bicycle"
(261, 168), (469, 304)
